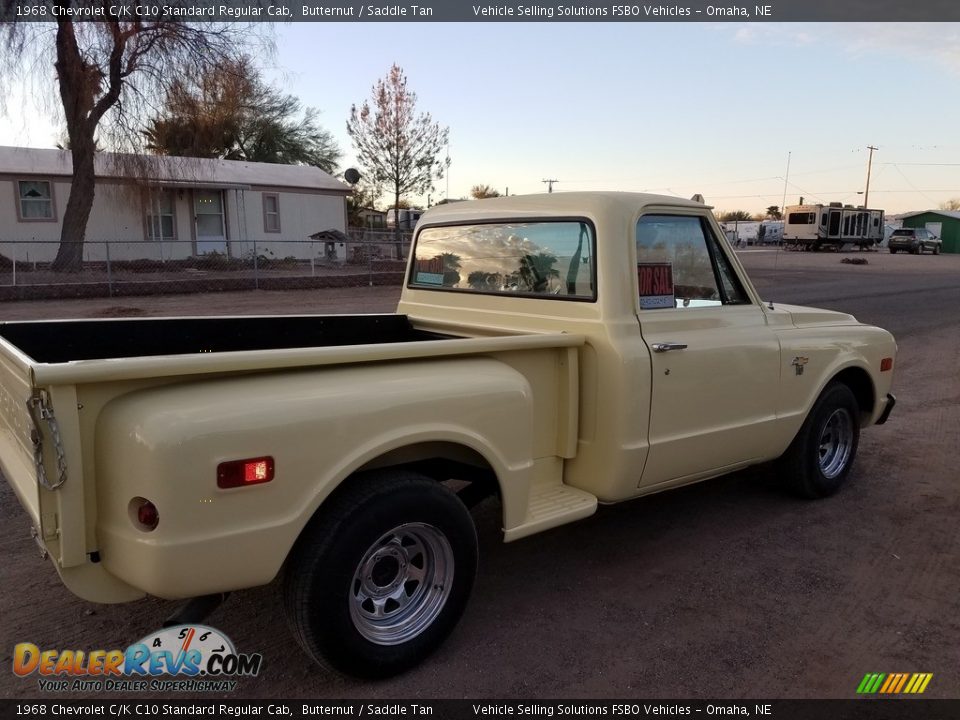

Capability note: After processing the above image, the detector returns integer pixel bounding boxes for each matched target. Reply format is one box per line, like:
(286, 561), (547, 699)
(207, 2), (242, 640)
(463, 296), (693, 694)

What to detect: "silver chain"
(26, 392), (68, 491)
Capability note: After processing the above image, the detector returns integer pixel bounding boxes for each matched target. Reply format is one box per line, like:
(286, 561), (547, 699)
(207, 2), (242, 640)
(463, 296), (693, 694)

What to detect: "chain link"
(26, 392), (67, 491)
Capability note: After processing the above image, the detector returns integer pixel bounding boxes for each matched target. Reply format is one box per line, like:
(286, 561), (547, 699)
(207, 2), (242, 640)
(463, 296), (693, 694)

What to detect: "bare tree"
(0, 12), (260, 270)
(471, 184), (501, 199)
(939, 198), (960, 211)
(346, 64), (448, 256)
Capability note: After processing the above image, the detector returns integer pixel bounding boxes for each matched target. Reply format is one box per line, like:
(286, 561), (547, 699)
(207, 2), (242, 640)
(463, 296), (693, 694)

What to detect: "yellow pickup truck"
(0, 192), (896, 678)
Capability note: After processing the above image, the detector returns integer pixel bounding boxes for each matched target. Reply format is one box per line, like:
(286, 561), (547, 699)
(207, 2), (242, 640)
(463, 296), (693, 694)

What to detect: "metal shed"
(901, 210), (960, 254)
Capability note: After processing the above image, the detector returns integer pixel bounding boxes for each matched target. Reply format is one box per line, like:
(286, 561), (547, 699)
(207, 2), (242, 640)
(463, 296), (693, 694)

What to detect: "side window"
(17, 180), (55, 221)
(636, 214), (749, 310)
(146, 190), (175, 241)
(263, 193), (281, 233)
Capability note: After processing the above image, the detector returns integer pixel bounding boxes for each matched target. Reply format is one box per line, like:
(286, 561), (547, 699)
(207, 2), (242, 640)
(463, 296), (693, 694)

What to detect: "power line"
(542, 179), (559, 193)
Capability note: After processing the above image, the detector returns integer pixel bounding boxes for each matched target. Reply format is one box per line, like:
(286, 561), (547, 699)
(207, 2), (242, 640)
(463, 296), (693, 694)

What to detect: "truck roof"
(419, 191), (707, 225)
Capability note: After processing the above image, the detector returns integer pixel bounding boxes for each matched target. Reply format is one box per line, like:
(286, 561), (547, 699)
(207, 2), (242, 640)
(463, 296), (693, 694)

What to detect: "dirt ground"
(1, 248), (959, 700)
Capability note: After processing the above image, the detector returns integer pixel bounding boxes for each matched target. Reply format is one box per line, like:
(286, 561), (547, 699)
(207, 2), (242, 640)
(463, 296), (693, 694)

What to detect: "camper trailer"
(783, 203), (885, 250)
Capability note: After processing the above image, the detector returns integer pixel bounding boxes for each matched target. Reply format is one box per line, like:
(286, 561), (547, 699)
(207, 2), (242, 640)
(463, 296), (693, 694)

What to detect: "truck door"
(635, 213), (781, 488)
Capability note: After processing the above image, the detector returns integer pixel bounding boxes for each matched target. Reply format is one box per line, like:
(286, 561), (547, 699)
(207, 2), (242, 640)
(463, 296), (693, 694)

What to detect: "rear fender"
(93, 358), (535, 599)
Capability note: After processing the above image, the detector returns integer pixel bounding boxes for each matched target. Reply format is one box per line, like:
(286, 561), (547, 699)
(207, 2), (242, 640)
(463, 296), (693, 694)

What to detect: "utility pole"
(542, 179), (559, 193)
(863, 145), (878, 208)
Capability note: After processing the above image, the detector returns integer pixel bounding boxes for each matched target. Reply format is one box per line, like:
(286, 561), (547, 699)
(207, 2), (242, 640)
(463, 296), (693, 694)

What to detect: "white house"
(0, 146), (350, 263)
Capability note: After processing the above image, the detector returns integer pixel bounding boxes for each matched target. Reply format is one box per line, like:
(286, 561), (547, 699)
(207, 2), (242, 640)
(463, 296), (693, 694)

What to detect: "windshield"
(409, 220), (596, 300)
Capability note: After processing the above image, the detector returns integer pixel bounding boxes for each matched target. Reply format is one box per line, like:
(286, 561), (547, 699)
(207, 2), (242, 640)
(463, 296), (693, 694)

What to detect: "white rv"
(783, 203), (885, 250)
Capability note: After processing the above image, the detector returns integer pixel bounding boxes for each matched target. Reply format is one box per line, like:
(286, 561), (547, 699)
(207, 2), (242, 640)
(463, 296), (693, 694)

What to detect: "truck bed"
(0, 314), (450, 363)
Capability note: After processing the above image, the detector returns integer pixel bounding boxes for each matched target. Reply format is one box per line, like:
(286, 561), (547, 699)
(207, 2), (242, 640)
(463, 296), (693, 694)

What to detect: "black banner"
(3, 0), (960, 22)
(3, 700), (960, 720)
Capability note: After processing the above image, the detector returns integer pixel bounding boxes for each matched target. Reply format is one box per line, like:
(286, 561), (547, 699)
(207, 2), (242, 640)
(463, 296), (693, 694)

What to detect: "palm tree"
(441, 253), (462, 287)
(467, 270), (500, 290)
(518, 253), (559, 292)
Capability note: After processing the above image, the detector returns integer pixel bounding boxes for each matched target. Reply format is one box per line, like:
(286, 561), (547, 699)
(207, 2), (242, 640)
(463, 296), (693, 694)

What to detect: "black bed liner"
(0, 314), (454, 364)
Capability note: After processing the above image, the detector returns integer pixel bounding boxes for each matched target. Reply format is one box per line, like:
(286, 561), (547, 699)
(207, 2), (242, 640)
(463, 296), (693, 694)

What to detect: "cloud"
(716, 23), (819, 47)
(718, 22), (960, 74)
(839, 23), (960, 74)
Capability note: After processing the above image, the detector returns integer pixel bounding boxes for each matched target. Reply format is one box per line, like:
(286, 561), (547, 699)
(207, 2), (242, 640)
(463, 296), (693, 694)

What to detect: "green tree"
(470, 184), (501, 199)
(144, 56), (340, 173)
(346, 180), (382, 227)
(347, 64), (449, 256)
(467, 270), (500, 290)
(1, 14), (257, 270)
(720, 210), (754, 222)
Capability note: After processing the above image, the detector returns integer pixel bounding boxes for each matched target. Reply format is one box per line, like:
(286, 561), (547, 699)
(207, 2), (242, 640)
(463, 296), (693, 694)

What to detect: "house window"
(17, 180), (55, 221)
(146, 191), (175, 240)
(263, 193), (281, 233)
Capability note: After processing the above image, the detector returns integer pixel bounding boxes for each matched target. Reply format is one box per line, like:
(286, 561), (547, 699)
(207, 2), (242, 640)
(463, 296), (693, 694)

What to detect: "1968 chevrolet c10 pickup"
(0, 192), (896, 677)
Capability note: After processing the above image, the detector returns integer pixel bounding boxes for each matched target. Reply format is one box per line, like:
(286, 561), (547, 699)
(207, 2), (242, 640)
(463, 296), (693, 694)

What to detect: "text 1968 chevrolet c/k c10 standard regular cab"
(0, 192), (896, 677)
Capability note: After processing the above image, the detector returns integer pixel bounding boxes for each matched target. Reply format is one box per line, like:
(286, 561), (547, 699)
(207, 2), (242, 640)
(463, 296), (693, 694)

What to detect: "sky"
(1, 22), (959, 215)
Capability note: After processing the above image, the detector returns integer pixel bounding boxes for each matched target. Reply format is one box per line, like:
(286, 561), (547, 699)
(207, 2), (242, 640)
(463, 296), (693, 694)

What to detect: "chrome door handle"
(651, 342), (688, 353)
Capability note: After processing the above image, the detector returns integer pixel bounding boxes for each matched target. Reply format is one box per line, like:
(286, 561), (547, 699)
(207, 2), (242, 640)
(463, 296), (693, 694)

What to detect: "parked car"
(888, 227), (941, 254)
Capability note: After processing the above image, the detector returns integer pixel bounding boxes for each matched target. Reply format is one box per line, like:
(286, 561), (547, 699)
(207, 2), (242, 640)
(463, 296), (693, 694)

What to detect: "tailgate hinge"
(26, 390), (67, 491)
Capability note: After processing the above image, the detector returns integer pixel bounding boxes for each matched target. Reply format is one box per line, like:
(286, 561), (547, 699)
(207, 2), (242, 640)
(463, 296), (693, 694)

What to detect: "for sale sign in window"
(638, 263), (674, 309)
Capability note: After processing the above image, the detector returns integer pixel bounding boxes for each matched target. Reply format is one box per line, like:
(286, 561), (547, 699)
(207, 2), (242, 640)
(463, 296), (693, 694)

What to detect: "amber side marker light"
(217, 457), (275, 489)
(881, 358), (894, 372)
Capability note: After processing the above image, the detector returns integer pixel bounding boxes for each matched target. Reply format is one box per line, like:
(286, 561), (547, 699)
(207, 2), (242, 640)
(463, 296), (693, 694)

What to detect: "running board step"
(504, 482), (598, 542)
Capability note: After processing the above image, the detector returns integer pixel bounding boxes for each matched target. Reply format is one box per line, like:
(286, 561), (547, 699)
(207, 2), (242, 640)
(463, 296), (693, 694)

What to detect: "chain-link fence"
(0, 231), (413, 301)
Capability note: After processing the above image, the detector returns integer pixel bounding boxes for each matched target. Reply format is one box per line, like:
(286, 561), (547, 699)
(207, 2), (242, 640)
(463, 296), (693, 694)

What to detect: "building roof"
(900, 209), (960, 221)
(0, 145), (350, 194)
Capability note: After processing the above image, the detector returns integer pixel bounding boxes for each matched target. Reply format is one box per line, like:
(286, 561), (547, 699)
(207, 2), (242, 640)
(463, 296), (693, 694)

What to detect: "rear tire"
(284, 471), (478, 678)
(777, 382), (860, 499)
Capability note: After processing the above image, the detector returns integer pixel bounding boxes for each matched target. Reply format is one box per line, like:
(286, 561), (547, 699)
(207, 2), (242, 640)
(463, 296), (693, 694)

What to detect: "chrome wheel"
(818, 408), (854, 479)
(349, 522), (454, 646)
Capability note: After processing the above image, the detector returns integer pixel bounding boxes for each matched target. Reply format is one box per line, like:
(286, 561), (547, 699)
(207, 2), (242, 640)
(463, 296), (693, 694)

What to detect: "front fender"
(774, 324), (897, 448)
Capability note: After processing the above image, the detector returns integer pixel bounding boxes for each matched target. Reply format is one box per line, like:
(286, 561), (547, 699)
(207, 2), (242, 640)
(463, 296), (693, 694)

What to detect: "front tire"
(284, 471), (478, 678)
(777, 382), (861, 498)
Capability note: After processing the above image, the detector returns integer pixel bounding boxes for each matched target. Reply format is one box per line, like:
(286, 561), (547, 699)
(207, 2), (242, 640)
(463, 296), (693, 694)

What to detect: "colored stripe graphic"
(857, 672), (932, 694)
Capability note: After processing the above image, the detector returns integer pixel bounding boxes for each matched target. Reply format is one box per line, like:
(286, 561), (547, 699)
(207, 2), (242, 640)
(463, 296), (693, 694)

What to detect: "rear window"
(788, 212), (815, 224)
(891, 229), (915, 236)
(409, 220), (596, 300)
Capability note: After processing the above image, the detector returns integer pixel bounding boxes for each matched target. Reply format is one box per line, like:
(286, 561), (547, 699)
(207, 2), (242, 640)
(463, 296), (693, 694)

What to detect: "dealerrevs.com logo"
(13, 625), (262, 692)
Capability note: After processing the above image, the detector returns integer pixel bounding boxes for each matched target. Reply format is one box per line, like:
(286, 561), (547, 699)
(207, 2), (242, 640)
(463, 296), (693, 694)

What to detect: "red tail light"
(880, 357), (893, 372)
(130, 497), (159, 531)
(217, 457), (275, 489)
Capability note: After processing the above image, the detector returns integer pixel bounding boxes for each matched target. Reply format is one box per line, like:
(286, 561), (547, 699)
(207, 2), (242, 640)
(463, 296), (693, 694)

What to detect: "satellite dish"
(344, 168), (361, 185)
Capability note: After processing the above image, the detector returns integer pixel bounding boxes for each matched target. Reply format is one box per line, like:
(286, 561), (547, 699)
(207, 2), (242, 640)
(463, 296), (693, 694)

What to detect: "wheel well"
(355, 441), (499, 492)
(830, 367), (875, 422)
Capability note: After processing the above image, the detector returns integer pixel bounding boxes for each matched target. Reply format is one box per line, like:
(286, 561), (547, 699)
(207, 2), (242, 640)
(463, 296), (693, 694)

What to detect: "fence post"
(368, 239), (373, 287)
(253, 239), (259, 290)
(105, 242), (113, 297)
